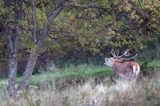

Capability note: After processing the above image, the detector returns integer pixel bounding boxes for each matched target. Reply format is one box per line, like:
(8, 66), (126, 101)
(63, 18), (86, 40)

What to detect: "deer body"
(104, 50), (140, 80)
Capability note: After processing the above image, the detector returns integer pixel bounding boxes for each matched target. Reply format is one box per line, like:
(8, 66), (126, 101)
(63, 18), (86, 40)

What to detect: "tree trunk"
(1, 0), (22, 95)
(7, 53), (18, 95)
(2, 21), (19, 95)
(17, 45), (38, 90)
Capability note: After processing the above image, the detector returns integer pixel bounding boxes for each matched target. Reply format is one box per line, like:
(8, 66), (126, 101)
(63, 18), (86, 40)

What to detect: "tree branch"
(37, 0), (68, 46)
(1, 15), (14, 54)
(31, 0), (37, 43)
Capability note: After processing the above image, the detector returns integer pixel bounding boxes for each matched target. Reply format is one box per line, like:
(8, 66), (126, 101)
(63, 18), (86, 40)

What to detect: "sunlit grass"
(27, 59), (160, 87)
(33, 64), (112, 86)
(147, 59), (160, 68)
(0, 64), (112, 89)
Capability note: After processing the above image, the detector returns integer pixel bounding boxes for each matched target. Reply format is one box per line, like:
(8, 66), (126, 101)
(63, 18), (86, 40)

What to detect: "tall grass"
(0, 61), (160, 106)
(0, 73), (160, 106)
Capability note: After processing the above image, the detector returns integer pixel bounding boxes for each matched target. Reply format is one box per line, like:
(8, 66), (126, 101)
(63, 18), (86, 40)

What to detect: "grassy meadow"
(0, 59), (160, 106)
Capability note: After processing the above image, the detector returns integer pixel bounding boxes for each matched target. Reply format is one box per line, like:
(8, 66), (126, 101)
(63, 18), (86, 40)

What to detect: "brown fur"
(113, 60), (138, 74)
(105, 57), (140, 80)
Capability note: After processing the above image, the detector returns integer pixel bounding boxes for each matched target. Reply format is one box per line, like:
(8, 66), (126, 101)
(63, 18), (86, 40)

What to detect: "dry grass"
(0, 73), (160, 106)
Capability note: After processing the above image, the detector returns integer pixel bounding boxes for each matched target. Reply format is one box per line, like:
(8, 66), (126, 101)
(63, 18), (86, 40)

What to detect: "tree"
(1, 0), (70, 94)
(1, 0), (23, 95)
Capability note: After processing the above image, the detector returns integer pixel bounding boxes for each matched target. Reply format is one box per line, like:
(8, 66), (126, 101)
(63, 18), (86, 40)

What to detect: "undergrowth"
(0, 73), (160, 106)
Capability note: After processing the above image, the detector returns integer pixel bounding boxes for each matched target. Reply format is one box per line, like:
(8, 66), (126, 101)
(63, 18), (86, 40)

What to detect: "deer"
(104, 49), (140, 81)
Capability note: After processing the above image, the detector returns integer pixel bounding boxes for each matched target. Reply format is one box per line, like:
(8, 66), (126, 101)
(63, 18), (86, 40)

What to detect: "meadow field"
(0, 59), (160, 106)
(1, 0), (160, 106)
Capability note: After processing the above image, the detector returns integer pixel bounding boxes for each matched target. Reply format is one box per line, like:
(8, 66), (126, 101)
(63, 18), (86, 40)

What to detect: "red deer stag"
(104, 49), (140, 80)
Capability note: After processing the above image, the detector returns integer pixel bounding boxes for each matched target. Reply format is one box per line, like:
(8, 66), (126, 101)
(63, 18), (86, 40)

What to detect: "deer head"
(105, 49), (137, 66)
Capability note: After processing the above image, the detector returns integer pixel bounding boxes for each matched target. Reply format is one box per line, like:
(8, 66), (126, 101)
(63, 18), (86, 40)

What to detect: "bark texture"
(18, 46), (38, 90)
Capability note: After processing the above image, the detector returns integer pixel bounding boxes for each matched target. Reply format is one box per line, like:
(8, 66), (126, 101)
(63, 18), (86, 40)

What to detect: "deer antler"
(111, 49), (137, 60)
(119, 49), (130, 58)
(119, 49), (137, 60)
(111, 49), (116, 57)
(121, 53), (137, 60)
(111, 49), (121, 57)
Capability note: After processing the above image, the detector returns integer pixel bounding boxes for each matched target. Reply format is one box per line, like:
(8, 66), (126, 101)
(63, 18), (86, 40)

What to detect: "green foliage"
(1, 0), (160, 57)
(42, 0), (160, 56)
